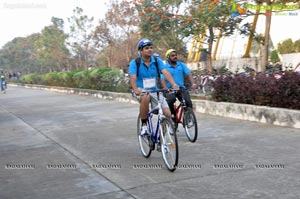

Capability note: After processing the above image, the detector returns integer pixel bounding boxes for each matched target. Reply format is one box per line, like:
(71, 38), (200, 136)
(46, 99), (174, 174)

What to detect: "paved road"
(1, 86), (300, 199)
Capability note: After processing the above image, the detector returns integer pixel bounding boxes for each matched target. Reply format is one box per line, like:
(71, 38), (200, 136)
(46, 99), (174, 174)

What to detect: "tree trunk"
(261, 1), (272, 72)
(217, 36), (225, 60)
(187, 35), (198, 63)
(207, 27), (214, 72)
(212, 29), (222, 61)
(243, 8), (260, 58)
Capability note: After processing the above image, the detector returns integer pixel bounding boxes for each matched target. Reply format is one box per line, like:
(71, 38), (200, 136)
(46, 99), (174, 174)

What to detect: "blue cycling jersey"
(129, 56), (166, 90)
(161, 61), (191, 88)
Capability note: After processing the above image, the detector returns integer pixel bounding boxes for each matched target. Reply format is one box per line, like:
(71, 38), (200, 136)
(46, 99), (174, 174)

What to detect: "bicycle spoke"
(183, 108), (198, 142)
(160, 118), (178, 172)
(137, 114), (152, 158)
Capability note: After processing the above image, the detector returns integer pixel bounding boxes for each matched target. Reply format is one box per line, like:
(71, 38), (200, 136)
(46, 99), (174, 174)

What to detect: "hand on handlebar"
(134, 88), (151, 96)
(172, 84), (179, 90)
(133, 88), (142, 96)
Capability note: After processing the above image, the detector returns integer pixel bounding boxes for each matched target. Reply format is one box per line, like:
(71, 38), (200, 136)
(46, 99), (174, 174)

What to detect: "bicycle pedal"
(149, 139), (155, 151)
(156, 143), (161, 152)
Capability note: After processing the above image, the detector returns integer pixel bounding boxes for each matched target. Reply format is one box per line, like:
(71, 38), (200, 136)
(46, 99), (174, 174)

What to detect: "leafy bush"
(42, 72), (60, 86)
(56, 72), (74, 87)
(212, 72), (300, 110)
(270, 50), (280, 63)
(101, 70), (129, 92)
(72, 70), (90, 89)
(274, 72), (300, 109)
(19, 67), (129, 92)
(20, 74), (43, 85)
(89, 68), (112, 90)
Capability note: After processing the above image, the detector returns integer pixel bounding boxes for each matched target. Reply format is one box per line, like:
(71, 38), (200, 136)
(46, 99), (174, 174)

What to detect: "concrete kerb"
(194, 100), (300, 129)
(10, 83), (300, 129)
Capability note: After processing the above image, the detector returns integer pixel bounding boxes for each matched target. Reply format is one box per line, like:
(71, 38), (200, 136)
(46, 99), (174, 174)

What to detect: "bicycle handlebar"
(130, 88), (193, 100)
(168, 87), (192, 94)
(131, 88), (171, 96)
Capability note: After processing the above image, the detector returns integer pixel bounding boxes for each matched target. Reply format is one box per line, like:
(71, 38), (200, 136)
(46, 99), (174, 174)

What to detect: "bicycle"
(132, 89), (178, 172)
(173, 88), (198, 143)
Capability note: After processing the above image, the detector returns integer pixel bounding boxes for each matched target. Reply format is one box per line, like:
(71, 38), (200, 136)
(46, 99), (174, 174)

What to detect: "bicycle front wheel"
(159, 118), (178, 172)
(183, 107), (198, 142)
(137, 114), (152, 158)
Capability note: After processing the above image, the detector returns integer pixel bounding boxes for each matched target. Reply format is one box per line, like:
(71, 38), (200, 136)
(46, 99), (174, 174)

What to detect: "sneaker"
(140, 124), (149, 136)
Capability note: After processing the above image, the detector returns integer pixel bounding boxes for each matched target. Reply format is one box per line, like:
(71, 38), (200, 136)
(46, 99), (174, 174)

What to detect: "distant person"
(1, 75), (7, 94)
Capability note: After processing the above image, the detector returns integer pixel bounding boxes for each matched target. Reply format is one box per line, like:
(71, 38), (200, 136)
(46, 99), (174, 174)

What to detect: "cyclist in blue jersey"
(129, 39), (179, 136)
(161, 49), (197, 123)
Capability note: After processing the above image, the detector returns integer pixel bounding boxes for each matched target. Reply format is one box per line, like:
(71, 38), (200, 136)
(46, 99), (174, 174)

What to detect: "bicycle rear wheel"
(183, 107), (198, 142)
(159, 118), (178, 172)
(137, 114), (152, 158)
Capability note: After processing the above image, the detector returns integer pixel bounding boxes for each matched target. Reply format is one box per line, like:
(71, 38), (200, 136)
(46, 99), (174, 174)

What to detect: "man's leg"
(140, 94), (150, 124)
(165, 93), (176, 117)
(149, 92), (172, 118)
(182, 89), (193, 109)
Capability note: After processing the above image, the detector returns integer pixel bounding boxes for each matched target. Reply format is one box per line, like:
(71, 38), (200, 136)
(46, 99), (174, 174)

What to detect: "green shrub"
(72, 70), (90, 89)
(56, 72), (74, 87)
(42, 72), (60, 86)
(89, 68), (111, 90)
(101, 69), (129, 92)
(20, 74), (43, 84)
(19, 67), (129, 93)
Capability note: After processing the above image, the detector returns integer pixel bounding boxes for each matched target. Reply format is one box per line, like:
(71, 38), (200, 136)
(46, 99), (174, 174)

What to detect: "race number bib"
(143, 78), (156, 89)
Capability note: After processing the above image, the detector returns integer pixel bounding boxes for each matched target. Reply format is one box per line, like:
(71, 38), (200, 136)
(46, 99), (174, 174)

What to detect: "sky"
(0, 0), (299, 55)
(0, 0), (109, 48)
(269, 10), (300, 45)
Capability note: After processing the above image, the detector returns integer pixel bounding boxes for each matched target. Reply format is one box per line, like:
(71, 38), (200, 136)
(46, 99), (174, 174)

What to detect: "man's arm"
(187, 74), (198, 89)
(161, 69), (179, 89)
(130, 75), (141, 95)
(160, 79), (168, 89)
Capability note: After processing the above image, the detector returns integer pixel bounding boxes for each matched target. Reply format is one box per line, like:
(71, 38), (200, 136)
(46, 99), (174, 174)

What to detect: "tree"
(105, 0), (139, 62)
(0, 34), (41, 73)
(259, 0), (299, 71)
(260, 0), (272, 71)
(242, 1), (262, 58)
(35, 17), (70, 72)
(133, 0), (188, 58)
(184, 0), (238, 72)
(67, 7), (96, 69)
(294, 39), (300, 53)
(132, 0), (250, 72)
(93, 0), (140, 68)
(278, 38), (295, 54)
(270, 49), (280, 63)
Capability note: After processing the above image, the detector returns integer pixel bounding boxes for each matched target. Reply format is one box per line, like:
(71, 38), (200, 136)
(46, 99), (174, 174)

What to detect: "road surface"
(1, 86), (300, 199)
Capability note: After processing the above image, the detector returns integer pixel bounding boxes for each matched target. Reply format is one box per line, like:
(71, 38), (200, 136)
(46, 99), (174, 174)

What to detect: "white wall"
(280, 53), (300, 70)
(187, 57), (261, 73)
